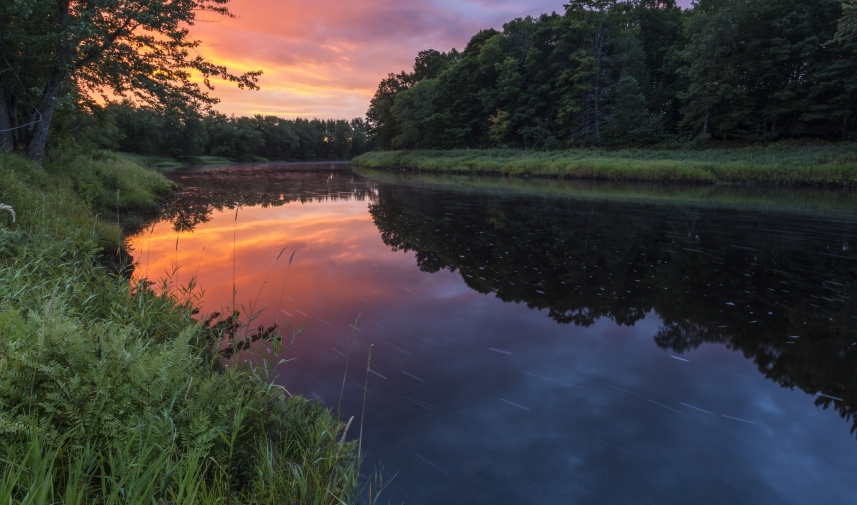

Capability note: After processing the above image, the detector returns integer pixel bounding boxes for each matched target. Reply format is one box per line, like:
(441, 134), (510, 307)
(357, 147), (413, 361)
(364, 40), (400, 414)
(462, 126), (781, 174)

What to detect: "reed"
(337, 314), (361, 418)
(353, 144), (857, 186)
(358, 344), (374, 467)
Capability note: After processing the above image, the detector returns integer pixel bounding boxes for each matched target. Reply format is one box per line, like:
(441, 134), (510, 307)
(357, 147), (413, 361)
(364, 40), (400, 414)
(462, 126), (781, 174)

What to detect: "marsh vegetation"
(353, 145), (857, 185)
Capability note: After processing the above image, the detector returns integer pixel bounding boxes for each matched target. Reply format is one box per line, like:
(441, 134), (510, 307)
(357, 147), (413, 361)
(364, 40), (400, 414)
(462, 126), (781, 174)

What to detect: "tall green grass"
(355, 168), (857, 217)
(0, 152), (376, 504)
(353, 145), (857, 186)
(0, 150), (176, 250)
(117, 152), (234, 171)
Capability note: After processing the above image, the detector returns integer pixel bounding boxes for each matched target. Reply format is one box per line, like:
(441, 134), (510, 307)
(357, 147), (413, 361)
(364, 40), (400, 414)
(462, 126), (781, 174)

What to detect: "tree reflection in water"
(150, 168), (857, 439)
(159, 168), (375, 233)
(367, 179), (857, 437)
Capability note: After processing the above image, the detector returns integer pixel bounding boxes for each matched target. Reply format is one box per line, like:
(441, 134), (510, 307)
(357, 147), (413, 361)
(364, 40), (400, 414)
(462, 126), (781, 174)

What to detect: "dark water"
(132, 165), (857, 505)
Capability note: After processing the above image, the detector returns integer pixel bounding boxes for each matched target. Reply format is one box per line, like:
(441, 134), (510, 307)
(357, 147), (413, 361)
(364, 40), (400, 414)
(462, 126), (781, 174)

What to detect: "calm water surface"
(131, 165), (857, 505)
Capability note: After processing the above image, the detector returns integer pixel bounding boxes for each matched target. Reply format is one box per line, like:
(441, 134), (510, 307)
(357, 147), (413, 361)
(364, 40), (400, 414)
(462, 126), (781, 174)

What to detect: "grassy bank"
(0, 152), (369, 503)
(120, 153), (355, 172)
(356, 169), (857, 217)
(118, 152), (234, 171)
(353, 145), (857, 186)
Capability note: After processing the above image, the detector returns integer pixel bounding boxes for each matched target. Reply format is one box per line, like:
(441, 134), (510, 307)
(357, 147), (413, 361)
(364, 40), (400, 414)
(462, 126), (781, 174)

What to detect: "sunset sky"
(193, 0), (692, 120)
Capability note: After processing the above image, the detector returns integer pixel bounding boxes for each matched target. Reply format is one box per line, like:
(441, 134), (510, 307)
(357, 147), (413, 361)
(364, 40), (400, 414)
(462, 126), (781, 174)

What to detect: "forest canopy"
(366, 0), (857, 150)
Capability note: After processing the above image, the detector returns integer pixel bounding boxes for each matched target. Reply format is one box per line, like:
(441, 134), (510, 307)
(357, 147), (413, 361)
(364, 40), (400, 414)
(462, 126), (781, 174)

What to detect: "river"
(130, 163), (857, 505)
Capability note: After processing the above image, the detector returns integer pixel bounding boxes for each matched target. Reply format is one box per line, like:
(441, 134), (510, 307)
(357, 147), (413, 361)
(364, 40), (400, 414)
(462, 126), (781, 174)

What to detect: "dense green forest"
(66, 102), (373, 162)
(367, 0), (857, 150)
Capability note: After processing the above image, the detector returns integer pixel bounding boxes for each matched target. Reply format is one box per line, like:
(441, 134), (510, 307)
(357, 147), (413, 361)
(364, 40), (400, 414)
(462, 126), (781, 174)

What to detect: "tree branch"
(74, 17), (140, 71)
(0, 107), (41, 132)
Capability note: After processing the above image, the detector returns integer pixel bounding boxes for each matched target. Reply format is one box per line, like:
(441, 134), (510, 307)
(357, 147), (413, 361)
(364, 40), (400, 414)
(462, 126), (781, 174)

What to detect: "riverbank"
(121, 152), (354, 172)
(353, 145), (857, 186)
(0, 152), (364, 503)
(119, 152), (235, 170)
(355, 168), (857, 217)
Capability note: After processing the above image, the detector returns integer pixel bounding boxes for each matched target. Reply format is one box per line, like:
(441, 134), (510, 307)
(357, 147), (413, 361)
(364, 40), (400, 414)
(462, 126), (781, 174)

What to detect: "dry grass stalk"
(358, 344), (373, 465)
(338, 416), (354, 454)
(0, 203), (15, 222)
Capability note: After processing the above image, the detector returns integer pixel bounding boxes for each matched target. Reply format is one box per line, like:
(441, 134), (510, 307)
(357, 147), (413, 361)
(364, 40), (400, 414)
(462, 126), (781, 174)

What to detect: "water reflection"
(367, 177), (857, 436)
(161, 168), (373, 233)
(132, 166), (857, 504)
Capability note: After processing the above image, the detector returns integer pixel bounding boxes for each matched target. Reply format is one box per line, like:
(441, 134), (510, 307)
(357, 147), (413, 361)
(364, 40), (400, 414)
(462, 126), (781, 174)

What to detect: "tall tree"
(566, 1), (616, 139)
(412, 49), (458, 81)
(604, 75), (662, 143)
(626, 0), (686, 133)
(0, 0), (261, 161)
(677, 0), (752, 140)
(391, 79), (439, 149)
(367, 73), (413, 149)
(836, 0), (857, 42)
(679, 0), (855, 140)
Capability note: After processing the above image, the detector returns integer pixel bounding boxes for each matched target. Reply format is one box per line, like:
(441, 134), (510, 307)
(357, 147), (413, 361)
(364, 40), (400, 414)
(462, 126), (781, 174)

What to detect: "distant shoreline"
(352, 146), (857, 187)
(354, 168), (857, 217)
(173, 160), (353, 175)
(118, 152), (351, 172)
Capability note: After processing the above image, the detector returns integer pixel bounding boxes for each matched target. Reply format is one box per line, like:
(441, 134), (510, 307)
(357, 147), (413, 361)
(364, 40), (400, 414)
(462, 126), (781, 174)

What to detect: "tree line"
(1, 0), (265, 161)
(1, 0), (373, 162)
(367, 0), (857, 150)
(83, 102), (373, 161)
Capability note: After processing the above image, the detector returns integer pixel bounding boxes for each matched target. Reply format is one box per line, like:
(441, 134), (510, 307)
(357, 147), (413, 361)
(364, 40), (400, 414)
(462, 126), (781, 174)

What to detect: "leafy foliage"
(0, 0), (260, 160)
(835, 0), (857, 42)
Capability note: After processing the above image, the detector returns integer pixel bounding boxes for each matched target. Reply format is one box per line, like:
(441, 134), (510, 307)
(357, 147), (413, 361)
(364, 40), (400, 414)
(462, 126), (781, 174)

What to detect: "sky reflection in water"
(130, 167), (857, 505)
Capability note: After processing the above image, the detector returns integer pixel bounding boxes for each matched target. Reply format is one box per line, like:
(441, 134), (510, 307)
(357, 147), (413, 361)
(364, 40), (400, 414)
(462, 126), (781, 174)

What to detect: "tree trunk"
(703, 110), (710, 134)
(0, 89), (13, 151)
(21, 1), (71, 161)
(24, 108), (54, 162)
(24, 69), (63, 162)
